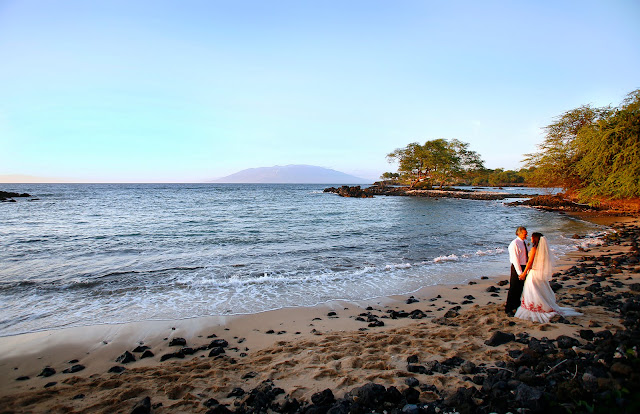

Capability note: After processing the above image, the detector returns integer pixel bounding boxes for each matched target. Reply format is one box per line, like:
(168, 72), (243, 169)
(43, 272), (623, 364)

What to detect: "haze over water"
(0, 184), (604, 337)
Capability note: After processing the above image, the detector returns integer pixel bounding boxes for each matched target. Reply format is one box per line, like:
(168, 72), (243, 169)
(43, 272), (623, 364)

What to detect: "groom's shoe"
(505, 309), (516, 317)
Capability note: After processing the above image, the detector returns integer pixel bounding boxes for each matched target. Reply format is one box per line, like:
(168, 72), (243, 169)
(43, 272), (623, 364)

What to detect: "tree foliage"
(525, 89), (640, 200)
(380, 172), (400, 181)
(467, 168), (533, 186)
(387, 139), (484, 187)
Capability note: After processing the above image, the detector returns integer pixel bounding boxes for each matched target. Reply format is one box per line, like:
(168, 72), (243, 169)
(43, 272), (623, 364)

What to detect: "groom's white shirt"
(509, 237), (528, 276)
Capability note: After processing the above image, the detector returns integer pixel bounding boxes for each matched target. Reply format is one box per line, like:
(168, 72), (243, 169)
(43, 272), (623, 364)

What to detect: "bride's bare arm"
(520, 246), (537, 280)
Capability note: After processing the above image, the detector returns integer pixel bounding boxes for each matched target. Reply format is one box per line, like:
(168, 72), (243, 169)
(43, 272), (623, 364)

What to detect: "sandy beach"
(1, 217), (639, 413)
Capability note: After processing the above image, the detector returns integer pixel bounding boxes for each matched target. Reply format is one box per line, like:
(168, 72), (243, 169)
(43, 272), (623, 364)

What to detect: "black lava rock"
(348, 383), (387, 408)
(116, 351), (136, 364)
(311, 388), (335, 406)
(443, 309), (459, 318)
(485, 331), (515, 346)
(409, 309), (427, 319)
(405, 377), (420, 387)
(407, 365), (427, 374)
(402, 387), (420, 404)
(131, 396), (151, 414)
(579, 329), (595, 340)
(181, 347), (196, 355)
(227, 387), (245, 398)
(140, 350), (155, 359)
(160, 351), (185, 362)
(38, 367), (56, 377)
(168, 337), (187, 347)
(62, 365), (85, 374)
(206, 404), (233, 414)
(208, 339), (229, 349)
(514, 383), (543, 411)
(555, 335), (581, 349)
(209, 347), (226, 357)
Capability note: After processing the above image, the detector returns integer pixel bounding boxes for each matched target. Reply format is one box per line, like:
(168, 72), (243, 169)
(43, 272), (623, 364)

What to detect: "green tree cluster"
(386, 139), (484, 188)
(467, 168), (534, 187)
(525, 89), (640, 200)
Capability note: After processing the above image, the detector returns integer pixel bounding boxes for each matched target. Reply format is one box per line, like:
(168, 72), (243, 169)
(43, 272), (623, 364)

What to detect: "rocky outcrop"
(323, 186), (373, 198)
(506, 194), (602, 212)
(324, 185), (536, 200)
(0, 190), (31, 202)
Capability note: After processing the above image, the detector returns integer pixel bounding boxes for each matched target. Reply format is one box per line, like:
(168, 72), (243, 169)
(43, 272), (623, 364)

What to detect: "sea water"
(0, 184), (604, 337)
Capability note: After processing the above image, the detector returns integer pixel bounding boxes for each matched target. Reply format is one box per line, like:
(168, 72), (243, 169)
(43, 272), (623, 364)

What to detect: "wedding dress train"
(515, 237), (581, 323)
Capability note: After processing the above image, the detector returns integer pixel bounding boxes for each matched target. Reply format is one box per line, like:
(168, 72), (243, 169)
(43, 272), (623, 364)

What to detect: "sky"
(1, 1), (638, 183)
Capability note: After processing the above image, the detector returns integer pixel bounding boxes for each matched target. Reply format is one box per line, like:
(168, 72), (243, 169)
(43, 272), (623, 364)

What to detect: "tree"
(524, 105), (612, 189)
(387, 139), (484, 188)
(573, 90), (640, 199)
(524, 88), (640, 200)
(386, 142), (426, 185)
(380, 172), (400, 180)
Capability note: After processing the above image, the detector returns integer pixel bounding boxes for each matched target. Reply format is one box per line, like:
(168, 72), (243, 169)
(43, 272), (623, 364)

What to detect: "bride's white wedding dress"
(515, 237), (581, 323)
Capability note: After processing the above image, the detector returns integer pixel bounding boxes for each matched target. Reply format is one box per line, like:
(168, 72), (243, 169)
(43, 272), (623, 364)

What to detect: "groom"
(506, 226), (528, 316)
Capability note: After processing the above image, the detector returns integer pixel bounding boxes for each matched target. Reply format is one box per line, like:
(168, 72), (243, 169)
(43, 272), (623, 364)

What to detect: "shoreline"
(1, 217), (638, 413)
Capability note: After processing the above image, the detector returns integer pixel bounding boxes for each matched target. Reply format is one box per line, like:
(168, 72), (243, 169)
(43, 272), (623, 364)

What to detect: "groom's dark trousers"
(505, 264), (526, 314)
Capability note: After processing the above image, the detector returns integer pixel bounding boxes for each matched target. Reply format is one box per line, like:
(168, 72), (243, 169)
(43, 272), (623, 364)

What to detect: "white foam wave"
(575, 236), (606, 249)
(475, 247), (505, 256)
(433, 254), (458, 263)
(385, 263), (412, 270)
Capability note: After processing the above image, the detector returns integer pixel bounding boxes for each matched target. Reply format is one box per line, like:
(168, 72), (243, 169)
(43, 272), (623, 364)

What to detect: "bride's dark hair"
(531, 232), (543, 247)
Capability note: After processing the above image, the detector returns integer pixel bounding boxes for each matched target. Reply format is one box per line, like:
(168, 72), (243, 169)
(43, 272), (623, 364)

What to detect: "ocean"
(0, 184), (605, 337)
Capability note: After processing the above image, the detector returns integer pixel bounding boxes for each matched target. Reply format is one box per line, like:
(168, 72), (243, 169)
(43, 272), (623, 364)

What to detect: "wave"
(384, 263), (412, 270)
(433, 254), (459, 263)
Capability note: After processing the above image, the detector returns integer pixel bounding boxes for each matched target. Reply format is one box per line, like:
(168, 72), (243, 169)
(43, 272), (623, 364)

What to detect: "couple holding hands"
(506, 227), (581, 323)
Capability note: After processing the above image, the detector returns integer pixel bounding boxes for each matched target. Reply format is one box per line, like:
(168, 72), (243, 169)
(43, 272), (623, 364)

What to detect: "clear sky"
(1, 0), (638, 182)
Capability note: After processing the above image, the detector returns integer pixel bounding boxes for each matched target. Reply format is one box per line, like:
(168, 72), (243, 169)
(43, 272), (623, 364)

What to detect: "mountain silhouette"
(211, 165), (370, 184)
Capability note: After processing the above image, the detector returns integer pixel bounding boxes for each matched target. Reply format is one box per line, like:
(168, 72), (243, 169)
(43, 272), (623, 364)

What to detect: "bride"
(515, 232), (581, 323)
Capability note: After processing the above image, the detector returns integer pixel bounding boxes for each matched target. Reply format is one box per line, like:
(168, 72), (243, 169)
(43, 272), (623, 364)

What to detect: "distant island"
(209, 165), (371, 184)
